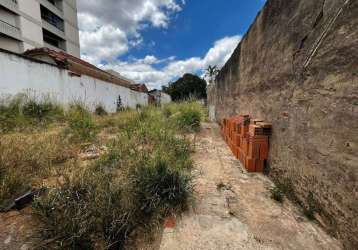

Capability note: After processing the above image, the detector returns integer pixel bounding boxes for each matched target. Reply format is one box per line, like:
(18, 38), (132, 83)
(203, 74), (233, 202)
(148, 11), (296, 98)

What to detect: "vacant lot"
(0, 97), (204, 249)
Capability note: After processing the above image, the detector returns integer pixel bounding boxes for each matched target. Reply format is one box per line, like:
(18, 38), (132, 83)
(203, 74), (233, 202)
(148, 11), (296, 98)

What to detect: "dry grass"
(0, 132), (76, 209)
(0, 100), (205, 249)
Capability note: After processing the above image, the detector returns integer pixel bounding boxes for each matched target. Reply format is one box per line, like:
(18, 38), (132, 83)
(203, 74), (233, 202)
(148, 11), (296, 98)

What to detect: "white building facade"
(0, 0), (80, 56)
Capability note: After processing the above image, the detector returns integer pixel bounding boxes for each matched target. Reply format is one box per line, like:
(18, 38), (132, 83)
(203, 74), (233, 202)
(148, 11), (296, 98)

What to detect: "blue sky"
(77, 0), (265, 89)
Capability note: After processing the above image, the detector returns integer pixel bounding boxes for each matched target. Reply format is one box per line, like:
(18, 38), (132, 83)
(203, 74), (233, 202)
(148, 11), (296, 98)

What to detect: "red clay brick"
(245, 158), (256, 172)
(255, 159), (265, 173)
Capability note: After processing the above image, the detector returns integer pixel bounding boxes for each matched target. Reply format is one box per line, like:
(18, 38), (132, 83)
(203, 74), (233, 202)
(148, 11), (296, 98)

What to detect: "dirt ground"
(159, 123), (343, 250)
(0, 122), (343, 250)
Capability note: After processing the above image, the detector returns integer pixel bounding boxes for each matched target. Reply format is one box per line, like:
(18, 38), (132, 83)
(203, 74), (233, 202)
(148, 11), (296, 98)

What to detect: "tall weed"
(33, 102), (200, 249)
(65, 104), (97, 142)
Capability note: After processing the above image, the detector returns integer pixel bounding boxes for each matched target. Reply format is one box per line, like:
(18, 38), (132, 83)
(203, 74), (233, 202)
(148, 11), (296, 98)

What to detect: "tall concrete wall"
(0, 50), (148, 112)
(208, 0), (358, 248)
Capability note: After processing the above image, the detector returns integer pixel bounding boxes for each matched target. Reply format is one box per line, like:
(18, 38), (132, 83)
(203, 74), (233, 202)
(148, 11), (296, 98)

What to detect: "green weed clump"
(22, 98), (64, 122)
(0, 96), (24, 133)
(269, 177), (295, 203)
(33, 102), (197, 249)
(95, 104), (108, 116)
(167, 101), (205, 132)
(65, 104), (97, 142)
(302, 191), (320, 220)
(270, 186), (285, 203)
(0, 95), (64, 133)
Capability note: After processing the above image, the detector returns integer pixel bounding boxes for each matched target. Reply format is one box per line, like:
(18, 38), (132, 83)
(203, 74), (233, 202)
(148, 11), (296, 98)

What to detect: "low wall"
(0, 50), (148, 112)
(208, 0), (358, 248)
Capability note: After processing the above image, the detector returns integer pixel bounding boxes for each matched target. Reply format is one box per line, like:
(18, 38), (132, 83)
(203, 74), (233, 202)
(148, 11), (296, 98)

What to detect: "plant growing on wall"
(205, 65), (220, 84)
(116, 95), (123, 112)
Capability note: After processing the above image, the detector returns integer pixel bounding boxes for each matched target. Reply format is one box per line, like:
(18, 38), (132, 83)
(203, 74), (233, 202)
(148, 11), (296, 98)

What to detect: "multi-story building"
(0, 0), (80, 57)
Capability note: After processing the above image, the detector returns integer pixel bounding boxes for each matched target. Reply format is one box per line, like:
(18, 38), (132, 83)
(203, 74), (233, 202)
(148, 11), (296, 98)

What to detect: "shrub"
(33, 103), (196, 249)
(162, 106), (172, 118)
(0, 95), (64, 133)
(130, 159), (193, 216)
(33, 158), (193, 249)
(0, 97), (24, 133)
(66, 104), (97, 142)
(175, 107), (202, 132)
(95, 104), (108, 116)
(22, 98), (64, 122)
(302, 192), (320, 220)
(270, 186), (285, 203)
(33, 167), (100, 249)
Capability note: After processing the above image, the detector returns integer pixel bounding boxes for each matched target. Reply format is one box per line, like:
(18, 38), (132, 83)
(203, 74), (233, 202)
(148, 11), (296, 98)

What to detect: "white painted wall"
(161, 92), (172, 104)
(149, 90), (172, 105)
(0, 50), (148, 112)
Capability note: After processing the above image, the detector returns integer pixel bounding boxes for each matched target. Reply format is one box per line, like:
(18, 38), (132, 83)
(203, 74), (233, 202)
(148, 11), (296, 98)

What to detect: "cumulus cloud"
(77, 1), (241, 89)
(101, 35), (242, 89)
(77, 0), (184, 64)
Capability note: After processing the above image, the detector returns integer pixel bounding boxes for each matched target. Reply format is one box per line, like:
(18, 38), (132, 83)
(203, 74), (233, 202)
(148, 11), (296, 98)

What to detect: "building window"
(40, 5), (64, 31)
(46, 0), (63, 11)
(42, 29), (65, 50)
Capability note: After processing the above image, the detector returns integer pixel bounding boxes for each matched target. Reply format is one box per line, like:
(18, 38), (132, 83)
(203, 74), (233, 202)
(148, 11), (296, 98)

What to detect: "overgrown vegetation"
(95, 104), (108, 116)
(0, 134), (75, 209)
(32, 101), (201, 249)
(1, 96), (205, 249)
(162, 101), (206, 132)
(0, 95), (204, 248)
(0, 95), (64, 133)
(65, 104), (98, 142)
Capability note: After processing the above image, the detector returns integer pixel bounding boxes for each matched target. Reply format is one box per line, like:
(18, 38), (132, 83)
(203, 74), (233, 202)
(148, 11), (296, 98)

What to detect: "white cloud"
(203, 36), (241, 67)
(80, 24), (128, 64)
(78, 0), (184, 64)
(77, 1), (241, 89)
(101, 35), (242, 89)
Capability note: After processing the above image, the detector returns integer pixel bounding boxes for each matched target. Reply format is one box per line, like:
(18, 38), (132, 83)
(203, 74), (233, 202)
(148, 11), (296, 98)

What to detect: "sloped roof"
(130, 84), (149, 93)
(23, 48), (132, 88)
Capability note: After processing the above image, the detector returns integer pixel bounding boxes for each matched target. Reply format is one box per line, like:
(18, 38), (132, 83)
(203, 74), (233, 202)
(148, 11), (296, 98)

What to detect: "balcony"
(41, 5), (65, 33)
(0, 19), (21, 40)
(0, 0), (18, 13)
(46, 0), (63, 10)
(40, 0), (63, 19)
(42, 28), (66, 51)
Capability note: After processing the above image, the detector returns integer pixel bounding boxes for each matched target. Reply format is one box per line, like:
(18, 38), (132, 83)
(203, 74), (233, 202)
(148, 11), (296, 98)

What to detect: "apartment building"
(0, 0), (80, 57)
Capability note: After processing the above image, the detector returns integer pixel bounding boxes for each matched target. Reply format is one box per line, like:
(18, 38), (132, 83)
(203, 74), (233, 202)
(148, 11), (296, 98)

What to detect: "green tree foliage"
(163, 73), (207, 101)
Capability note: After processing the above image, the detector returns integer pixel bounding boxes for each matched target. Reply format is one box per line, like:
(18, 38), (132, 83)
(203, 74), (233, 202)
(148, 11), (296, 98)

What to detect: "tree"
(205, 65), (220, 84)
(163, 73), (207, 101)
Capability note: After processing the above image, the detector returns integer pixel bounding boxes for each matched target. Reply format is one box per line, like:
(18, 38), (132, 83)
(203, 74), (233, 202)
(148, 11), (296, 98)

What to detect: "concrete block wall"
(208, 0), (358, 248)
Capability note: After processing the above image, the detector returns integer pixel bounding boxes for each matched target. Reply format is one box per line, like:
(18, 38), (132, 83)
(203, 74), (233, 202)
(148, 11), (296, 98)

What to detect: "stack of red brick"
(221, 115), (272, 173)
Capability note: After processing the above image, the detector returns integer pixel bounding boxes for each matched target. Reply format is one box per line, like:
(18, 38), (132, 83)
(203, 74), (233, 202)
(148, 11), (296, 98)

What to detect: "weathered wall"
(0, 50), (148, 112)
(208, 0), (358, 248)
